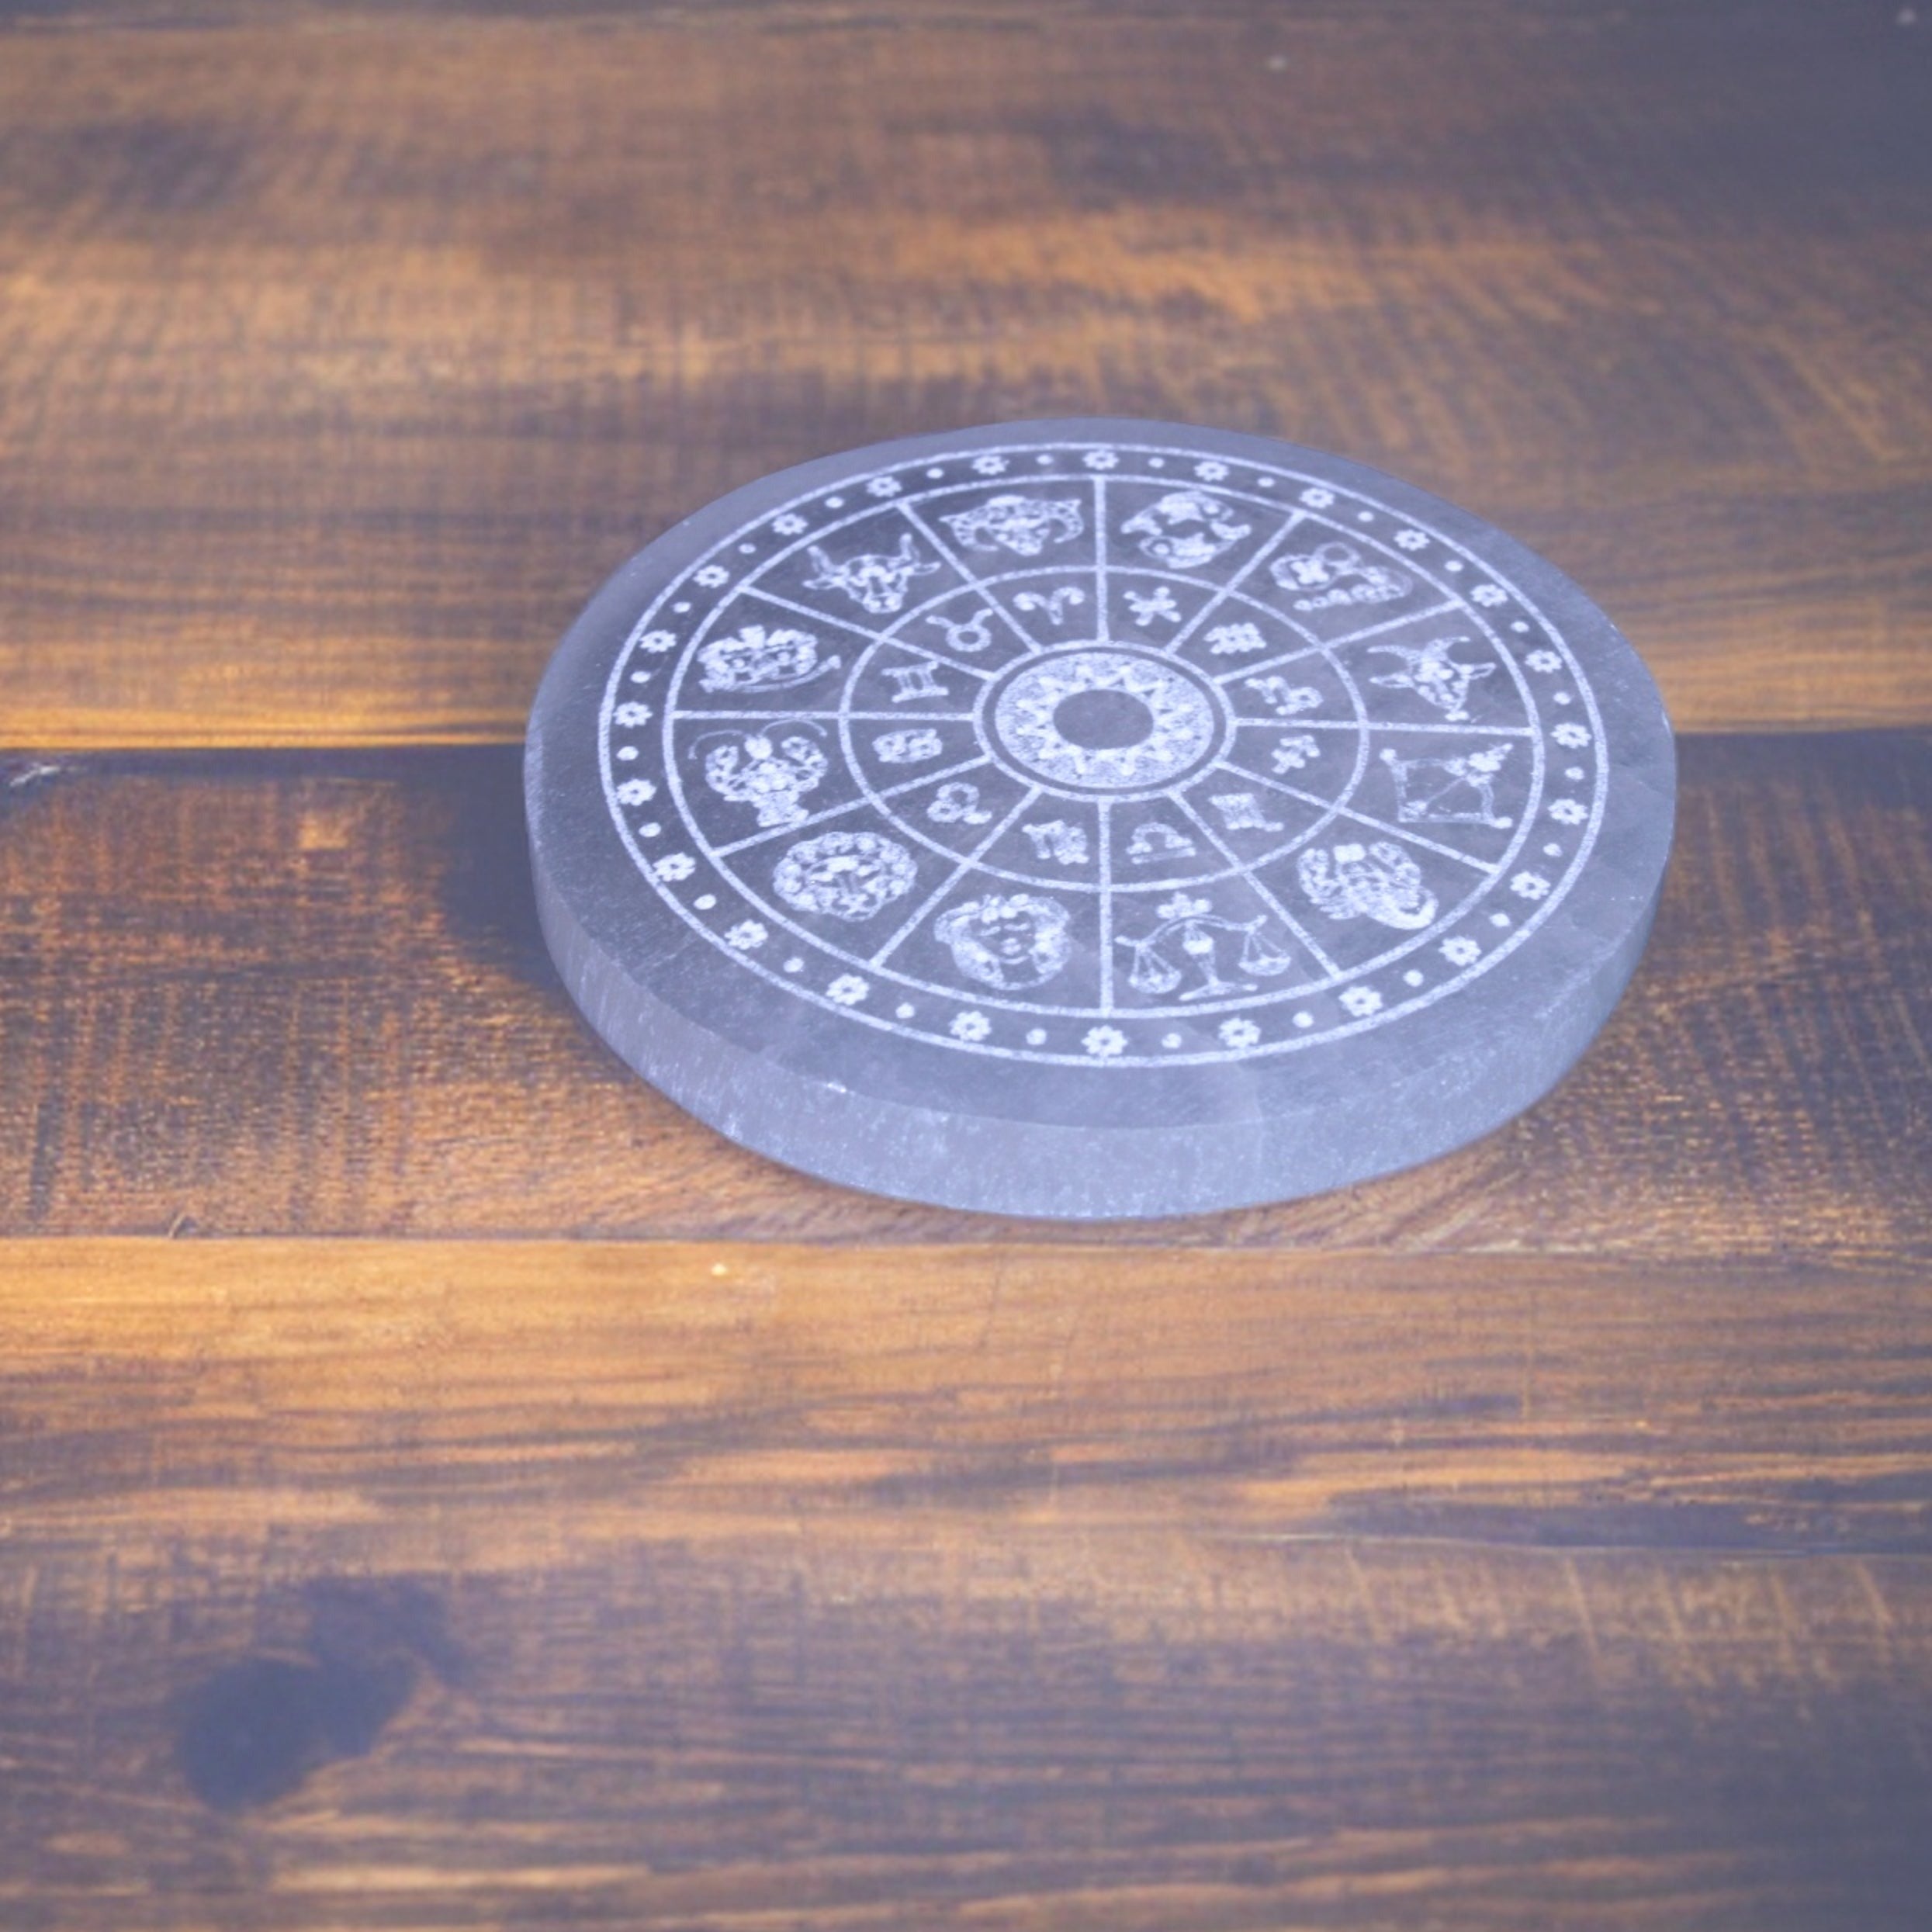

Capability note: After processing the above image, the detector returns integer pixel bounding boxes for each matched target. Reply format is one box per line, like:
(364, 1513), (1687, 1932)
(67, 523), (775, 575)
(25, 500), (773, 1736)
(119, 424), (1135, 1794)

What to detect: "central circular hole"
(1053, 688), (1152, 750)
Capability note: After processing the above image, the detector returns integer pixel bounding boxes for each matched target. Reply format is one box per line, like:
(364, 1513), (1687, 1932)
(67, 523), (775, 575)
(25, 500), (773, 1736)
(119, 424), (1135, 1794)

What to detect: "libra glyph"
(1125, 820), (1196, 866)
(1117, 892), (1295, 1002)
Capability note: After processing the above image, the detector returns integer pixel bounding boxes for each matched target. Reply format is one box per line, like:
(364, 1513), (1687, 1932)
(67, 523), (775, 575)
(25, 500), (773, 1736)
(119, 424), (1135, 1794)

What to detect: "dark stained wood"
(2, 2), (1929, 746)
(2, 732), (1927, 1252)
(2, 1238), (1931, 1929)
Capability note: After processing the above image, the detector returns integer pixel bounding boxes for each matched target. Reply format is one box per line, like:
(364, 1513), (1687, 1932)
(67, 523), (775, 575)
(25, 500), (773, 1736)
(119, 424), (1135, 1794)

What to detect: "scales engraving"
(936, 894), (1074, 991)
(1118, 893), (1296, 1002)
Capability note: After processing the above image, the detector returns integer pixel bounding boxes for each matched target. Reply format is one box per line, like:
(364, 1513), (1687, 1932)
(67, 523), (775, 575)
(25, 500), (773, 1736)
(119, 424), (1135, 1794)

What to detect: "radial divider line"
(1212, 598), (1463, 688)
(712, 754), (994, 858)
(1170, 792), (1342, 980)
(1162, 510), (1308, 659)
(869, 786), (1042, 968)
(1217, 758), (1500, 874)
(1096, 797), (1115, 1012)
(897, 500), (1051, 655)
(1238, 718), (1536, 737)
(712, 791), (870, 857)
(751, 587), (998, 680)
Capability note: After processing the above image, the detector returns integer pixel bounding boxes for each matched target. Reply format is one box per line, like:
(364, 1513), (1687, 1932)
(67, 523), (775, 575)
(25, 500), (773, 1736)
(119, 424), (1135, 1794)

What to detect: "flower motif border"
(597, 438), (1609, 1068)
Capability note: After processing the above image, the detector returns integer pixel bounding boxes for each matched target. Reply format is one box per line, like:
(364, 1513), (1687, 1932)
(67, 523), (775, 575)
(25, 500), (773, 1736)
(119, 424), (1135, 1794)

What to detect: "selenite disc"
(526, 421), (1675, 1218)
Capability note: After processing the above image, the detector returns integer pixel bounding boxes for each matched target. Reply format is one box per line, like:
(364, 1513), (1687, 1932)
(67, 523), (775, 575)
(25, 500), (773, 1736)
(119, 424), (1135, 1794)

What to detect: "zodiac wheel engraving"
(593, 430), (1614, 1069)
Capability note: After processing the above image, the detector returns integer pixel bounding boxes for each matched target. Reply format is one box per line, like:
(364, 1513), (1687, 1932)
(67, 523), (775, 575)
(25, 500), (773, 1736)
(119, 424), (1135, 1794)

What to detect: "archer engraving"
(1369, 637), (1494, 722)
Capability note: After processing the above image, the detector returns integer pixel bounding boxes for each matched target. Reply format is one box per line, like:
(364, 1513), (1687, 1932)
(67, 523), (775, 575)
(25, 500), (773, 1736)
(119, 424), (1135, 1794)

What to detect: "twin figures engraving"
(760, 824), (1441, 1006)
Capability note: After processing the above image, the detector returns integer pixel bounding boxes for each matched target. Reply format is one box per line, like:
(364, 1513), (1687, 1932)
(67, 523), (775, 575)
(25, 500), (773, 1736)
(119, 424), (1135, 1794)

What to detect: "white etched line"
(712, 791), (871, 857)
(712, 754), (995, 857)
(897, 501), (1050, 656)
(1210, 639), (1330, 683)
(669, 708), (846, 722)
(869, 786), (1044, 968)
(1163, 509), (1309, 657)
(750, 587), (998, 680)
(1096, 797), (1114, 1013)
(1170, 791), (1342, 980)
(1218, 758), (1499, 874)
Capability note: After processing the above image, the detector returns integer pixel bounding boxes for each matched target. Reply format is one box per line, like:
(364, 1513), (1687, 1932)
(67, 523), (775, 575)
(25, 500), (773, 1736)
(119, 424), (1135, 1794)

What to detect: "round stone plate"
(527, 420), (1674, 1219)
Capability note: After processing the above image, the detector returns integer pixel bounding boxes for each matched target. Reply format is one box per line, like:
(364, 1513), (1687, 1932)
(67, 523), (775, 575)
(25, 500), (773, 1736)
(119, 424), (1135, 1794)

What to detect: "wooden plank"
(1, 730), (1927, 1253)
(2, 1238), (1931, 1929)
(2, 5), (1928, 746)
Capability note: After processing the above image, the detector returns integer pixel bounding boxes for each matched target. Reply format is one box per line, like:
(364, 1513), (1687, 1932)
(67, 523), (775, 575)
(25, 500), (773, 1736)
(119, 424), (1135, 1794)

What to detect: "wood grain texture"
(2, 1237), (1931, 1930)
(3, 731), (1927, 1252)
(2, 2), (1929, 747)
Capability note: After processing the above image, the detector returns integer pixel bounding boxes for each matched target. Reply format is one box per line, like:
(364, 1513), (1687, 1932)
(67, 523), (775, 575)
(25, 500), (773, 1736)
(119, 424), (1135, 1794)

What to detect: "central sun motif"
(990, 649), (1219, 791)
(598, 434), (1606, 1069)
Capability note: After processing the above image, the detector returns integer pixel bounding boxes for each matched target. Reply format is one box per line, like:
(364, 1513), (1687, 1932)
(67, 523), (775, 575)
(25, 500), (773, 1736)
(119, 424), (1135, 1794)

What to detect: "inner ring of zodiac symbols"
(603, 440), (1608, 1065)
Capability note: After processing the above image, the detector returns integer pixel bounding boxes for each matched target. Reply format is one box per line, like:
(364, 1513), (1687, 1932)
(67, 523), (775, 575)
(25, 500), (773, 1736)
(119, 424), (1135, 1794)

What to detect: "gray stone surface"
(526, 421), (1675, 1218)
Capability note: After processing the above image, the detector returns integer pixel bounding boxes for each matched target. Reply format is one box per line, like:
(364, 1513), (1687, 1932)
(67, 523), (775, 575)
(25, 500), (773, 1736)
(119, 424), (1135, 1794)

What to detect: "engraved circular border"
(597, 439), (1604, 1068)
